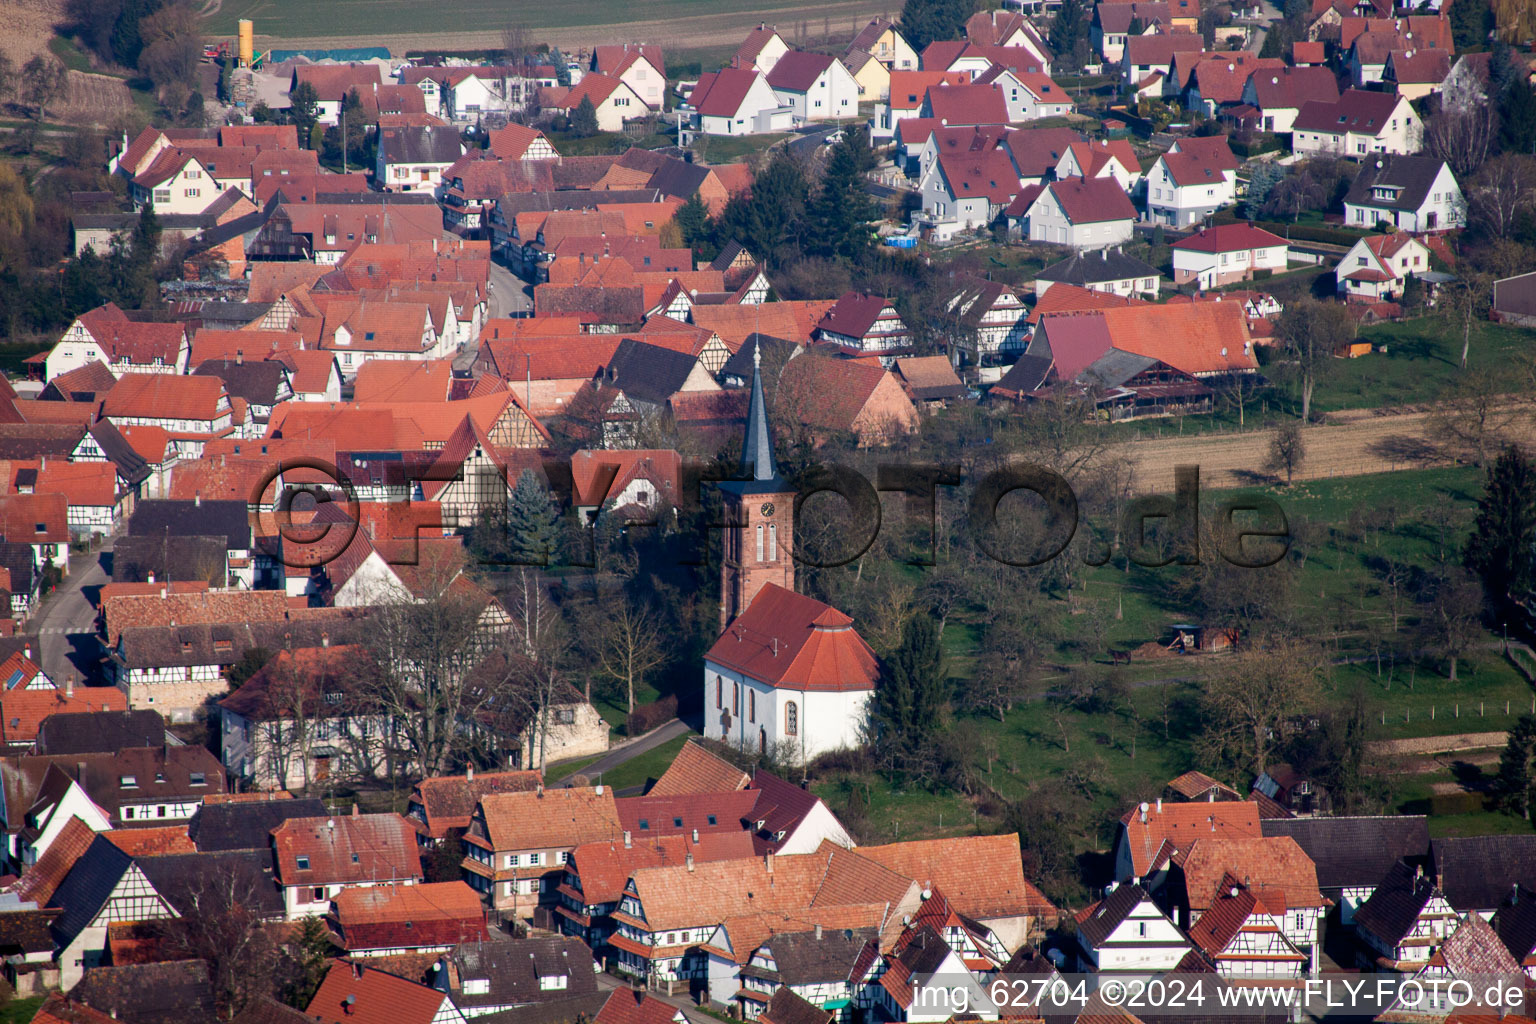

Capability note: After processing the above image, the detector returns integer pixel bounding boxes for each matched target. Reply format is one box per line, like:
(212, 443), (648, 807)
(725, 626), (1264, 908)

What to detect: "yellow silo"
(238, 19), (254, 66)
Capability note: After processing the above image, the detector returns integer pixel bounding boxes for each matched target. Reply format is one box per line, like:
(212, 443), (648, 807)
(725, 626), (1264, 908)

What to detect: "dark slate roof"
(380, 126), (464, 164)
(992, 354), (1054, 395)
(1081, 349), (1161, 388)
(645, 160), (710, 200)
(35, 710), (166, 756)
(1353, 859), (1440, 946)
(0, 424), (86, 460)
(1077, 882), (1155, 946)
(177, 302), (275, 330)
(891, 925), (955, 974)
(110, 534), (230, 584)
(1431, 836), (1536, 912)
(0, 907), (59, 955)
(1036, 248), (1160, 285)
(1492, 885), (1536, 962)
(1261, 815), (1429, 892)
(70, 959), (216, 1024)
(193, 359), (289, 408)
(0, 543), (35, 598)
(495, 189), (662, 217)
(1344, 154), (1448, 213)
(760, 987), (832, 1024)
(48, 834), (140, 950)
(113, 617), (370, 672)
(708, 241), (750, 271)
(188, 797), (330, 852)
(231, 996), (314, 1024)
(602, 338), (704, 406)
(88, 420), (151, 488)
(720, 334), (799, 387)
(136, 849), (285, 920)
(128, 499), (252, 551)
(435, 936), (599, 1012)
(760, 926), (877, 986)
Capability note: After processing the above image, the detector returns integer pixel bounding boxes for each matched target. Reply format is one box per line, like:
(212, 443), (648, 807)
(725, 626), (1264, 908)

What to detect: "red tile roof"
(938, 148), (1020, 205)
(925, 83), (1010, 125)
(14, 814), (97, 906)
(486, 123), (554, 160)
(408, 770), (542, 839)
(101, 373), (228, 424)
(1041, 176), (1138, 225)
(306, 961), (447, 1024)
(1118, 800), (1263, 877)
(1175, 836), (1326, 911)
(102, 825), (196, 857)
(595, 990), (686, 1024)
(888, 71), (972, 111)
(767, 51), (838, 92)
(646, 740), (751, 798)
(0, 685), (128, 746)
(1247, 64), (1338, 108)
(705, 584), (878, 692)
(858, 834), (1057, 920)
(689, 68), (764, 118)
(1173, 223), (1289, 253)
(331, 881), (488, 951)
(272, 814), (422, 887)
(36, 460), (118, 508)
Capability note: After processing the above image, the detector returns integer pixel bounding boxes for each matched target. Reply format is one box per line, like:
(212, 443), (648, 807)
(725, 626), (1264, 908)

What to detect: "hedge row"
(626, 694), (678, 736)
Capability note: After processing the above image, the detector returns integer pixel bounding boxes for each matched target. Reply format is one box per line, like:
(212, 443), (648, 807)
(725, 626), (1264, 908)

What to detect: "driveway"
(28, 543), (111, 686)
(553, 718), (693, 788)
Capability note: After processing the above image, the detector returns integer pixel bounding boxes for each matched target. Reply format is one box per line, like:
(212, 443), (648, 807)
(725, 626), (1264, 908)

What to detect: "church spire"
(740, 340), (777, 483)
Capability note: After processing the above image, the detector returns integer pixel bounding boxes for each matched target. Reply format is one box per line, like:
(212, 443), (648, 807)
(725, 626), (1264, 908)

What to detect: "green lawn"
(813, 466), (1536, 858)
(693, 132), (790, 164)
(1301, 317), (1536, 414)
(0, 998), (43, 1024)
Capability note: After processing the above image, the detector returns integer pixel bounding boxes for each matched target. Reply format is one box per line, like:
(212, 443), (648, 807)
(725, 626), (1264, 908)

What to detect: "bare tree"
(20, 56), (65, 122)
(1196, 640), (1326, 778)
(1468, 156), (1536, 241)
(1276, 299), (1355, 423)
(1427, 369), (1518, 467)
(364, 550), (509, 776)
(503, 566), (574, 774)
(1266, 420), (1307, 484)
(595, 595), (665, 715)
(149, 859), (286, 1019)
(1425, 102), (1498, 179)
(1216, 371), (1266, 428)
(1442, 271), (1493, 370)
(501, 21), (533, 63)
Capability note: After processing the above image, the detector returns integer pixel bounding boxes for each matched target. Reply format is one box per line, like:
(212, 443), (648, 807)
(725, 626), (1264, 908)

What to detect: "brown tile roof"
(0, 492), (69, 545)
(408, 770), (543, 839)
(35, 460), (119, 508)
(1096, 301), (1259, 376)
(1175, 836), (1326, 911)
(45, 361), (117, 402)
(0, 685), (129, 747)
(857, 835), (1056, 920)
(1119, 800), (1262, 876)
(102, 825), (195, 857)
(13, 814), (97, 905)
(30, 995), (120, 1024)
(472, 786), (621, 852)
(331, 881), (488, 951)
(272, 814), (422, 887)
(103, 589), (290, 646)
(1166, 770), (1242, 800)
(689, 301), (835, 348)
(1042, 176), (1139, 225)
(767, 51), (838, 92)
(566, 832), (756, 906)
(595, 989), (687, 1024)
(647, 740), (750, 797)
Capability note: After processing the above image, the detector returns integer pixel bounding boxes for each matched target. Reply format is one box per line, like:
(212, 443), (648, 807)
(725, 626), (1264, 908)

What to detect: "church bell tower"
(718, 341), (795, 631)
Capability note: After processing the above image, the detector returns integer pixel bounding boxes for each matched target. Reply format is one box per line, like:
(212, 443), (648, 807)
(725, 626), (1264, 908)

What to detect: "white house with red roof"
(766, 52), (859, 123)
(703, 352), (879, 763)
(919, 147), (1020, 230)
(1187, 875), (1308, 978)
(593, 45), (667, 111)
(1291, 88), (1422, 157)
(1145, 135), (1240, 227)
(1241, 65), (1340, 133)
(734, 24), (791, 75)
(815, 292), (912, 360)
(44, 305), (189, 382)
(1336, 231), (1432, 301)
(974, 67), (1073, 121)
(964, 9), (1053, 71)
(548, 73), (647, 133)
(130, 150), (218, 215)
(1054, 139), (1143, 192)
(1022, 177), (1139, 248)
(687, 69), (791, 136)
(1171, 224), (1290, 288)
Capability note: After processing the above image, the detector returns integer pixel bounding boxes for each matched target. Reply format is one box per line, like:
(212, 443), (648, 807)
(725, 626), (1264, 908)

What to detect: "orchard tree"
(21, 56), (66, 121)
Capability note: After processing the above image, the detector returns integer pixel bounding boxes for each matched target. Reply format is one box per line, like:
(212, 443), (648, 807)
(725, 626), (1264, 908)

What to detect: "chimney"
(236, 349), (244, 365)
(77, 761), (86, 787)
(65, 676), (73, 697)
(1155, 797), (1162, 812)
(537, 785), (544, 798)
(321, 632), (330, 648)
(686, 852), (694, 872)
(623, 830), (631, 848)
(351, 961), (363, 980)
(22, 644), (29, 662)
(466, 765), (474, 782)
(194, 491), (201, 507)
(145, 571), (155, 585)
(691, 828), (698, 843)
(815, 923), (823, 939)
(352, 803), (359, 816)
(765, 852), (775, 873)
(446, 959), (461, 990)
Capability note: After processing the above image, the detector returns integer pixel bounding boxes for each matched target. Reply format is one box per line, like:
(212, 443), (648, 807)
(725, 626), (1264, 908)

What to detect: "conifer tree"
(1463, 445), (1536, 611)
(506, 468), (560, 566)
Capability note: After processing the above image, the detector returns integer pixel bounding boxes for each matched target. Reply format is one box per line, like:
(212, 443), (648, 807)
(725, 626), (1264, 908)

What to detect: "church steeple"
(740, 342), (778, 484)
(718, 337), (795, 631)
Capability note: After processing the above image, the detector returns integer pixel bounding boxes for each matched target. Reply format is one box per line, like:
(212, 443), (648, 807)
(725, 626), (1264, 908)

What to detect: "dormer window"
(33, 523), (45, 534)
(463, 979), (489, 995)
(296, 855), (310, 870)
(190, 772), (206, 786)
(155, 772), (165, 784)
(638, 818), (650, 830)
(707, 815), (717, 826)
(120, 775), (137, 788)
(672, 817), (683, 828)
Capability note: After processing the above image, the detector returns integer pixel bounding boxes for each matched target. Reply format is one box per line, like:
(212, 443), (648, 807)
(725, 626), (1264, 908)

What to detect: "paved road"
(28, 543), (111, 686)
(456, 260), (532, 373)
(553, 718), (693, 787)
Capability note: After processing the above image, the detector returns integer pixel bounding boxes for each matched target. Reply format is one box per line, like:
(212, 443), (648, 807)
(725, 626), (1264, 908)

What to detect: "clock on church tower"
(718, 342), (795, 631)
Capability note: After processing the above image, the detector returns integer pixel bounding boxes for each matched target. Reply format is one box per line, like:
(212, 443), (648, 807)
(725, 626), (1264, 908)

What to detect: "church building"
(702, 347), (879, 763)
